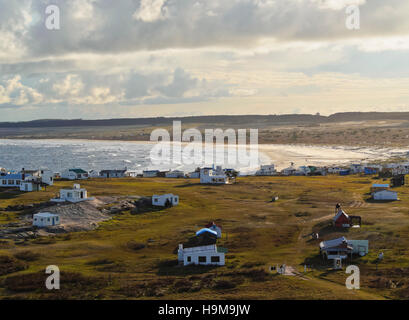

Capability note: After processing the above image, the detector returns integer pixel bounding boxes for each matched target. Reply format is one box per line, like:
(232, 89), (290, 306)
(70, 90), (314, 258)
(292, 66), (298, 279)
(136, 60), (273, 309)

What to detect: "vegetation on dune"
(0, 175), (408, 299)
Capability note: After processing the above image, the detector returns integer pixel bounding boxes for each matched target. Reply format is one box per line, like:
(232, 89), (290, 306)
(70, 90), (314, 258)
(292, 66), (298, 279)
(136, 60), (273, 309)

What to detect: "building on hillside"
(350, 164), (363, 174)
(99, 169), (127, 178)
(143, 170), (160, 178)
(20, 179), (42, 192)
(61, 168), (89, 180)
(333, 204), (361, 228)
(320, 237), (368, 260)
(152, 194), (179, 207)
(177, 244), (226, 266)
(372, 189), (398, 201)
(51, 184), (92, 203)
(256, 164), (276, 176)
(200, 167), (236, 184)
(125, 170), (139, 177)
(33, 212), (60, 228)
(165, 170), (185, 178)
(0, 173), (25, 188)
(177, 228), (227, 266)
(281, 165), (297, 176)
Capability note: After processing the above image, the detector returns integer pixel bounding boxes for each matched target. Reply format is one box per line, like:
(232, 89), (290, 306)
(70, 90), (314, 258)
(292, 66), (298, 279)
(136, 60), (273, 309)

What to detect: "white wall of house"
(200, 168), (229, 184)
(178, 244), (225, 266)
(33, 213), (60, 227)
(256, 164), (276, 176)
(20, 181), (41, 192)
(373, 190), (398, 201)
(51, 184), (90, 203)
(39, 170), (54, 185)
(152, 194), (179, 206)
(0, 175), (24, 187)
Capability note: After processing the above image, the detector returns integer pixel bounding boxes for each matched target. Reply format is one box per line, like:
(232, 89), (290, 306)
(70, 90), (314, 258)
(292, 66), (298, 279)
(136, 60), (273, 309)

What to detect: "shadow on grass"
(156, 259), (218, 276)
(0, 189), (22, 201)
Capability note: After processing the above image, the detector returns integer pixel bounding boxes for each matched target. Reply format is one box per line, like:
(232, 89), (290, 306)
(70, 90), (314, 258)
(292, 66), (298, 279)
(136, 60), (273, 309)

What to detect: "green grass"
(0, 175), (408, 299)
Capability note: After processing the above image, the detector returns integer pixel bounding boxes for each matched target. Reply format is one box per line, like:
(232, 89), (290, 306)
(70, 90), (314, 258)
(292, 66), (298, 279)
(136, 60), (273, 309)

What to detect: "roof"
(0, 174), (24, 179)
(34, 212), (59, 218)
(196, 228), (218, 237)
(183, 232), (217, 249)
(69, 168), (87, 174)
(334, 210), (349, 222)
(320, 237), (348, 250)
(100, 169), (126, 173)
(372, 184), (389, 188)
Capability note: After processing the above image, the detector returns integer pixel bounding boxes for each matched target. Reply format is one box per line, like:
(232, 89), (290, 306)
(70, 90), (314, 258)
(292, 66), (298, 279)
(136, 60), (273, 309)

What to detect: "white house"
(51, 184), (93, 203)
(177, 244), (226, 266)
(350, 164), (364, 174)
(20, 180), (42, 192)
(152, 194), (179, 207)
(165, 170), (185, 178)
(0, 173), (25, 188)
(143, 170), (160, 178)
(256, 164), (276, 176)
(372, 189), (398, 201)
(200, 167), (235, 184)
(125, 170), (139, 177)
(33, 212), (60, 228)
(61, 168), (89, 180)
(320, 237), (369, 260)
(281, 165), (297, 176)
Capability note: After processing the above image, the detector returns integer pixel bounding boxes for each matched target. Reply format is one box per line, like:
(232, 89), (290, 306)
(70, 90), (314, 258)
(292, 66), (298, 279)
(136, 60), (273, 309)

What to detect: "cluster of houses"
(177, 222), (227, 266)
(0, 168), (54, 191)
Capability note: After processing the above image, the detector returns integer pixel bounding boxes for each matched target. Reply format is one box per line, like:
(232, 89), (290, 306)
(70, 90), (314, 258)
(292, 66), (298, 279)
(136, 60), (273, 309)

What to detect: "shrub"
(13, 250), (41, 262)
(212, 279), (236, 290)
(0, 255), (27, 276)
(126, 241), (146, 251)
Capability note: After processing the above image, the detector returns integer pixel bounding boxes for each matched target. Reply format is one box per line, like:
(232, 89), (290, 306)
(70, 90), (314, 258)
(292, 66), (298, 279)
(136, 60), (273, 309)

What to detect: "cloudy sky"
(1, 0), (409, 121)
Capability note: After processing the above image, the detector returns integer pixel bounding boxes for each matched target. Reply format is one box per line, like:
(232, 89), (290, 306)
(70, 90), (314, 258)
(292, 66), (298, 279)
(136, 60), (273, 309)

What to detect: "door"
(52, 217), (55, 226)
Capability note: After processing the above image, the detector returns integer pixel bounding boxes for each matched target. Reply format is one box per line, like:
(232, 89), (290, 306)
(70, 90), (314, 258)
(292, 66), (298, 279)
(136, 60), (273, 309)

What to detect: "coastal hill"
(1, 112), (409, 146)
(2, 112), (409, 128)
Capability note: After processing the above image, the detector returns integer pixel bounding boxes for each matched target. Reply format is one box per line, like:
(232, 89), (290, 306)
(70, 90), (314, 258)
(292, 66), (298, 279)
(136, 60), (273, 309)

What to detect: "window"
(154, 198), (158, 202)
(47, 218), (50, 222)
(2, 180), (6, 185)
(174, 198), (178, 202)
(187, 256), (191, 262)
(16, 180), (20, 185)
(211, 256), (220, 263)
(8, 180), (14, 185)
(198, 256), (206, 263)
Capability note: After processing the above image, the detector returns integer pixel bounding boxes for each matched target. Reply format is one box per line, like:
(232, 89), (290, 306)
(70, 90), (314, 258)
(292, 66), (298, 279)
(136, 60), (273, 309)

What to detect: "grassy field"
(0, 175), (408, 300)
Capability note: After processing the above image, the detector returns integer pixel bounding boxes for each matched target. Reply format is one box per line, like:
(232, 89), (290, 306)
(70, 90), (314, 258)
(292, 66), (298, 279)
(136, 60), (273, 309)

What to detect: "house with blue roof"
(0, 173), (25, 188)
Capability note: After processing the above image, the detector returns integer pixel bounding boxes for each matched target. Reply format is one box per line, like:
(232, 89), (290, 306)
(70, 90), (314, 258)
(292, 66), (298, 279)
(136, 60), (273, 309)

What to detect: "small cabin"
(33, 212), (60, 228)
(152, 194), (179, 207)
(51, 184), (91, 203)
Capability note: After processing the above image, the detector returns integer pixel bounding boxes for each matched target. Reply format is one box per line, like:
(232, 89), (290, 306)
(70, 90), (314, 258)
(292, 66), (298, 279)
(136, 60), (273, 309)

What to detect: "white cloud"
(133, 0), (168, 22)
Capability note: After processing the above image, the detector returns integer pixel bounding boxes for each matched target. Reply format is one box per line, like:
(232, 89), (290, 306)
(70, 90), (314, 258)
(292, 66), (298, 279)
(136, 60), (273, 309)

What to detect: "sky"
(1, 0), (409, 121)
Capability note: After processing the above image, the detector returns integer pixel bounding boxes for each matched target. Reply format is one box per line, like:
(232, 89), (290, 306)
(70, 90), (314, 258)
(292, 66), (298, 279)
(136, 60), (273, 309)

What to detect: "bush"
(0, 255), (27, 276)
(126, 241), (146, 251)
(13, 250), (41, 262)
(212, 279), (236, 290)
